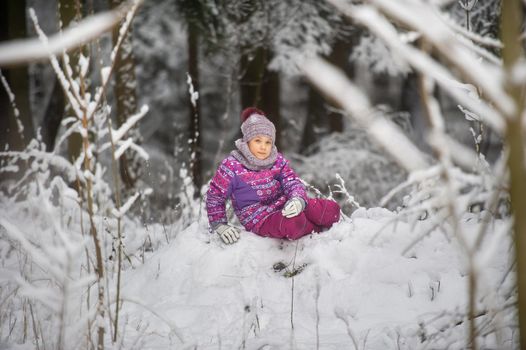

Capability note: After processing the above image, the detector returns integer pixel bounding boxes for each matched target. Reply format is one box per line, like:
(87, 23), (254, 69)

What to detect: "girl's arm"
(279, 156), (308, 202)
(206, 159), (234, 229)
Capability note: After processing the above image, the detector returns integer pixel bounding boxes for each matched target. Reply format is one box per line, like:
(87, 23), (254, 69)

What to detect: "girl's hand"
(215, 224), (241, 244)
(281, 198), (305, 218)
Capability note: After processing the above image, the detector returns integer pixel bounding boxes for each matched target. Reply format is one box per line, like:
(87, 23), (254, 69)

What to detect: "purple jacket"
(206, 153), (307, 232)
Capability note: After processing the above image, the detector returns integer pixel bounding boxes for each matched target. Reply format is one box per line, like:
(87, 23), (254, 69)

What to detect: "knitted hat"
(240, 107), (276, 143)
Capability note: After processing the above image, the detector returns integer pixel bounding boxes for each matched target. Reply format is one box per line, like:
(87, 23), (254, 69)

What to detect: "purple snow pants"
(255, 198), (340, 240)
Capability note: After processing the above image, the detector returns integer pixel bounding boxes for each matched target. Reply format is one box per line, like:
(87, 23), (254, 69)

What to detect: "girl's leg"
(304, 198), (341, 228)
(256, 211), (319, 240)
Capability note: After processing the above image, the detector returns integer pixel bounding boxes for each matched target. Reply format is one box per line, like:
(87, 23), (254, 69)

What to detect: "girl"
(206, 107), (340, 244)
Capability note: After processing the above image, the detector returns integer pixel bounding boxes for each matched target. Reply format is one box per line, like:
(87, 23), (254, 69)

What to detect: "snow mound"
(120, 208), (510, 349)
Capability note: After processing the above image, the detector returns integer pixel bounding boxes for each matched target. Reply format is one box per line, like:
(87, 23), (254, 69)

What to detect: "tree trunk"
(260, 56), (281, 149)
(188, 22), (202, 195)
(301, 85), (325, 154)
(58, 0), (83, 162)
(41, 77), (66, 151)
(240, 47), (265, 109)
(240, 47), (281, 148)
(0, 1), (10, 153)
(110, 0), (142, 189)
(326, 38), (351, 133)
(500, 0), (526, 348)
(401, 72), (432, 153)
(300, 37), (353, 152)
(0, 0), (34, 152)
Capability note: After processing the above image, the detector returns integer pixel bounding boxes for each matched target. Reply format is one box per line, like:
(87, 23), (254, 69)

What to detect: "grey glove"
(215, 224), (241, 244)
(281, 197), (305, 218)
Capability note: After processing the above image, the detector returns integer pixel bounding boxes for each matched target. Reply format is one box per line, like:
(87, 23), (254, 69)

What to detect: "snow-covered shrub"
(0, 3), (160, 348)
(173, 165), (207, 229)
(292, 112), (411, 211)
(0, 123), (158, 349)
(351, 33), (412, 77)
(0, 169), (93, 349)
(268, 1), (343, 75)
(0, 153), (169, 349)
(382, 159), (509, 224)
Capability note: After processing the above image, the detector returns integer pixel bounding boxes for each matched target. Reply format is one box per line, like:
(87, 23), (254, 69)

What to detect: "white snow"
(113, 208), (512, 349)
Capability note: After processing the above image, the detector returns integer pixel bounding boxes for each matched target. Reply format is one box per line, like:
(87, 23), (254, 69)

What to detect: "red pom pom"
(241, 107), (265, 123)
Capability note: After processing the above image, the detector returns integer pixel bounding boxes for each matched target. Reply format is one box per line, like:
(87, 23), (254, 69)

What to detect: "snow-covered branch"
(111, 105), (149, 143)
(439, 12), (502, 50)
(355, 0), (513, 116)
(29, 10), (84, 120)
(0, 2), (135, 67)
(186, 73), (199, 108)
(0, 70), (24, 138)
(96, 105), (149, 160)
(0, 148), (82, 183)
(112, 192), (140, 219)
(326, 0), (506, 134)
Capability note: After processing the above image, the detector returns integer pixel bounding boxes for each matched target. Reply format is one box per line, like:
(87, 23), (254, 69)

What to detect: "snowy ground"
(117, 207), (513, 349)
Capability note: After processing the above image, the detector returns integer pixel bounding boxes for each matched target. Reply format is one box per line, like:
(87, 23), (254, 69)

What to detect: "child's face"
(248, 135), (273, 160)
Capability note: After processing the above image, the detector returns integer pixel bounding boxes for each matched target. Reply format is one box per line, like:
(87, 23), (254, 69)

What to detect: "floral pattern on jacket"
(206, 153), (307, 232)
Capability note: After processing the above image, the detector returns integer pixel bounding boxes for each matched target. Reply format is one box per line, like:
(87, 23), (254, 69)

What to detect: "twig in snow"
(332, 173), (361, 210)
(362, 329), (370, 349)
(472, 150), (509, 252)
(417, 60), (476, 349)
(162, 224), (169, 244)
(28, 302), (41, 350)
(119, 297), (185, 344)
(315, 273), (321, 350)
(108, 118), (124, 342)
(334, 309), (359, 350)
(290, 240), (299, 330)
(299, 178), (324, 198)
(401, 216), (450, 256)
